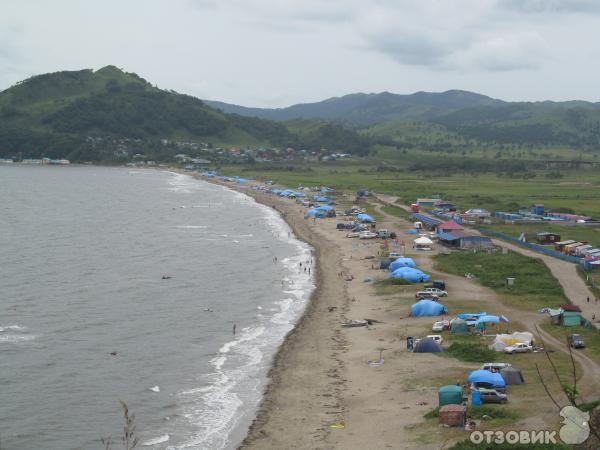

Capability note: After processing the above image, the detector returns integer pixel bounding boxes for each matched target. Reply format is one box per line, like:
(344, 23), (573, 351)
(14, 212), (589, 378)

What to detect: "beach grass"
(433, 251), (567, 311)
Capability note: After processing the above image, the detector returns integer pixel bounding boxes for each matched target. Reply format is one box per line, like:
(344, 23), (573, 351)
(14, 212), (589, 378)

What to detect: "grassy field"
(483, 223), (600, 248)
(433, 251), (567, 311)
(221, 158), (600, 217)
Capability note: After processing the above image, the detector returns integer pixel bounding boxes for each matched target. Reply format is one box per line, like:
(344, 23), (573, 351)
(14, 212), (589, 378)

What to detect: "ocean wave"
(142, 434), (170, 446)
(175, 225), (208, 229)
(0, 334), (36, 343)
(0, 324), (26, 332)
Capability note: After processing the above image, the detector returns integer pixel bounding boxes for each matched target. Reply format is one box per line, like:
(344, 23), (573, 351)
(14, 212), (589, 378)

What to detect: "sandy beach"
(192, 175), (600, 450)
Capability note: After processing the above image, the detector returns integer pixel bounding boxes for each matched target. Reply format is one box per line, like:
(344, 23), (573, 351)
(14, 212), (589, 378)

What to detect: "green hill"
(0, 66), (370, 161)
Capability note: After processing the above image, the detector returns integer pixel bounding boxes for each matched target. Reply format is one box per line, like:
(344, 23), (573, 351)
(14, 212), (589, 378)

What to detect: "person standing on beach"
(233, 323), (236, 336)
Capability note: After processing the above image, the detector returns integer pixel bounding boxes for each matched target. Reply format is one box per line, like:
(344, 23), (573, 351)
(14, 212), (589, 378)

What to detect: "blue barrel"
(471, 390), (482, 406)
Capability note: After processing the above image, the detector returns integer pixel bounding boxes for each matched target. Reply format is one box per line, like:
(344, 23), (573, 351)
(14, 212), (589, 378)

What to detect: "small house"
(554, 240), (576, 252)
(559, 305), (582, 327)
(437, 220), (464, 234)
(536, 232), (561, 245)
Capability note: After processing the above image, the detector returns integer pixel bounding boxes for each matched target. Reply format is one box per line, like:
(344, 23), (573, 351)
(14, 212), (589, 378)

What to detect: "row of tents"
(383, 256), (432, 283)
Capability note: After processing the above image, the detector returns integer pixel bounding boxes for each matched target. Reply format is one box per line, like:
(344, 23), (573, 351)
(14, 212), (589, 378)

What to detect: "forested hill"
(0, 66), (370, 161)
(208, 91), (600, 149)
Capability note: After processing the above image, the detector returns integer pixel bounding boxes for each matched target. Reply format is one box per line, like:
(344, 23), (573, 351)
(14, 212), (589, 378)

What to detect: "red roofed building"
(437, 220), (464, 233)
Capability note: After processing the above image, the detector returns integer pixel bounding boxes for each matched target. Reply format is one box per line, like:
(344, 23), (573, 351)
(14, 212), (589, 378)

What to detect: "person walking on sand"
(233, 323), (236, 336)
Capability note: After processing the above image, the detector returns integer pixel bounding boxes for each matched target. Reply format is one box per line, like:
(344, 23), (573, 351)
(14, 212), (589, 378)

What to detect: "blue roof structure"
(437, 231), (460, 241)
(412, 213), (442, 227)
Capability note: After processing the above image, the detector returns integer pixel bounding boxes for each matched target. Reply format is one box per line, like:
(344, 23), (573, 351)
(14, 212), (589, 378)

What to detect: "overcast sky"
(2, 0), (600, 107)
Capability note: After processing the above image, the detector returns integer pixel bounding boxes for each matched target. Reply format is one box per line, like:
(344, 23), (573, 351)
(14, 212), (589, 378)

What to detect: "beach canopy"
(414, 236), (434, 245)
(500, 367), (525, 385)
(411, 299), (447, 317)
(389, 257), (417, 271)
(413, 338), (443, 353)
(356, 213), (375, 223)
(467, 370), (506, 388)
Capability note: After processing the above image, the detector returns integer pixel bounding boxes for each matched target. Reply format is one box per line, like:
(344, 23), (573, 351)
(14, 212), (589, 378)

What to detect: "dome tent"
(413, 338), (443, 353)
(411, 299), (447, 317)
(391, 268), (430, 283)
(450, 318), (469, 334)
(389, 258), (417, 271)
(500, 367), (524, 385)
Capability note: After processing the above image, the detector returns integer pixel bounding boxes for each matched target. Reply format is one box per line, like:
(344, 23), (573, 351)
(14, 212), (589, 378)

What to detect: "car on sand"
(503, 342), (533, 354)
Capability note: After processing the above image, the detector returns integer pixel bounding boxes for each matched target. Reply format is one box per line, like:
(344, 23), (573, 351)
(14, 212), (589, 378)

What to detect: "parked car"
(470, 382), (506, 394)
(424, 287), (448, 297)
(426, 334), (443, 344)
(503, 343), (533, 354)
(480, 362), (512, 373)
(477, 388), (508, 404)
(359, 231), (378, 239)
(425, 280), (446, 290)
(336, 222), (356, 230)
(568, 334), (585, 349)
(432, 320), (450, 332)
(377, 229), (392, 238)
(415, 291), (439, 301)
(388, 252), (402, 260)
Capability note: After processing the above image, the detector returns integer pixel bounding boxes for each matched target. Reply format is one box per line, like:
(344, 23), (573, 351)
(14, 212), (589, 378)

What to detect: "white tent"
(414, 236), (434, 245)
(489, 332), (534, 352)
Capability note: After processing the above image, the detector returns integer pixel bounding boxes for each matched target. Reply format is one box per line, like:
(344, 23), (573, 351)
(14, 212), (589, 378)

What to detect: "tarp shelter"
(500, 367), (524, 385)
(389, 257), (417, 271)
(356, 213), (375, 223)
(314, 196), (330, 202)
(316, 205), (334, 211)
(467, 370), (506, 389)
(414, 236), (434, 245)
(489, 332), (534, 352)
(306, 209), (328, 219)
(450, 318), (469, 334)
(475, 315), (509, 332)
(391, 268), (430, 283)
(413, 338), (443, 353)
(411, 300), (448, 317)
(438, 385), (463, 407)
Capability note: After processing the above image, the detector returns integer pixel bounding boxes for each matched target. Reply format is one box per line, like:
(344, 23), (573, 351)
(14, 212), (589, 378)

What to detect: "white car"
(427, 334), (443, 344)
(432, 320), (450, 332)
(359, 231), (378, 239)
(503, 343), (533, 354)
(480, 362), (512, 372)
(425, 287), (448, 297)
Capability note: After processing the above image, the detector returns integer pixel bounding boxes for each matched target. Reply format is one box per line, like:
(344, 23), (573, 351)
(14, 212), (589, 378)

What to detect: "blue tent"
(411, 299), (448, 317)
(315, 196), (330, 202)
(316, 205), (334, 211)
(356, 214), (375, 223)
(389, 258), (417, 271)
(467, 370), (506, 388)
(306, 208), (327, 219)
(414, 338), (443, 353)
(391, 267), (430, 283)
(407, 229), (418, 235)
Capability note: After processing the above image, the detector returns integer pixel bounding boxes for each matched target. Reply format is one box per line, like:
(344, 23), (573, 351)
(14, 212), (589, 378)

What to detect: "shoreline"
(181, 172), (349, 448)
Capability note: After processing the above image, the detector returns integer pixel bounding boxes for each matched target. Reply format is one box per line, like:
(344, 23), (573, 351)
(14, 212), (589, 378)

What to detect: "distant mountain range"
(0, 66), (368, 161)
(207, 91), (600, 149)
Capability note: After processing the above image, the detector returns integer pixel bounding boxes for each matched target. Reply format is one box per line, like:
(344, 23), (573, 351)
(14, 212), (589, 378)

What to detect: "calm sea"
(0, 165), (313, 449)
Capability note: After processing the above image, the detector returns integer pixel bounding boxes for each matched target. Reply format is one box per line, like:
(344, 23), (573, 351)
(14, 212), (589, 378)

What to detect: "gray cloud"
(498, 0), (600, 13)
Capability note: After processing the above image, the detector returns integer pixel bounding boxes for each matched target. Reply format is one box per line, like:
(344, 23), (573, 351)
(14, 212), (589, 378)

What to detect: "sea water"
(0, 166), (314, 449)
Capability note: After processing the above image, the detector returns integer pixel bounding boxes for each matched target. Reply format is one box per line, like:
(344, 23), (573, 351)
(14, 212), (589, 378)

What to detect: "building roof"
(560, 304), (582, 312)
(437, 231), (460, 241)
(439, 220), (464, 230)
(412, 213), (442, 226)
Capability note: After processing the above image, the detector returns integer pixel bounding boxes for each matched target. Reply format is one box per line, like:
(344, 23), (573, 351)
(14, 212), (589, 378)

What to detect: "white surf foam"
(142, 434), (170, 446)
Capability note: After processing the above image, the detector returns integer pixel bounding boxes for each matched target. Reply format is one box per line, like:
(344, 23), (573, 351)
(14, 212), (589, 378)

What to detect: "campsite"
(198, 170), (600, 448)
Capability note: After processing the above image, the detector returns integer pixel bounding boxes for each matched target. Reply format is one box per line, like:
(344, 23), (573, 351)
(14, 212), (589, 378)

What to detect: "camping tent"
(389, 257), (417, 271)
(356, 213), (375, 223)
(414, 236), (434, 245)
(467, 370), (506, 389)
(411, 299), (448, 317)
(475, 315), (509, 332)
(500, 367), (524, 385)
(316, 205), (334, 211)
(407, 229), (418, 235)
(438, 385), (463, 407)
(489, 332), (534, 352)
(314, 196), (330, 202)
(450, 318), (469, 334)
(413, 338), (443, 353)
(391, 267), (430, 283)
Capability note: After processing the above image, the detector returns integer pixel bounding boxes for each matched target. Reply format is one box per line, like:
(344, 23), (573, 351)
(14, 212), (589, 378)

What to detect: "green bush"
(445, 342), (497, 363)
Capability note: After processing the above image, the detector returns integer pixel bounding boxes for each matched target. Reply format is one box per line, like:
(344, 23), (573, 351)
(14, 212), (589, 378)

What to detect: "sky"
(2, 0), (600, 107)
